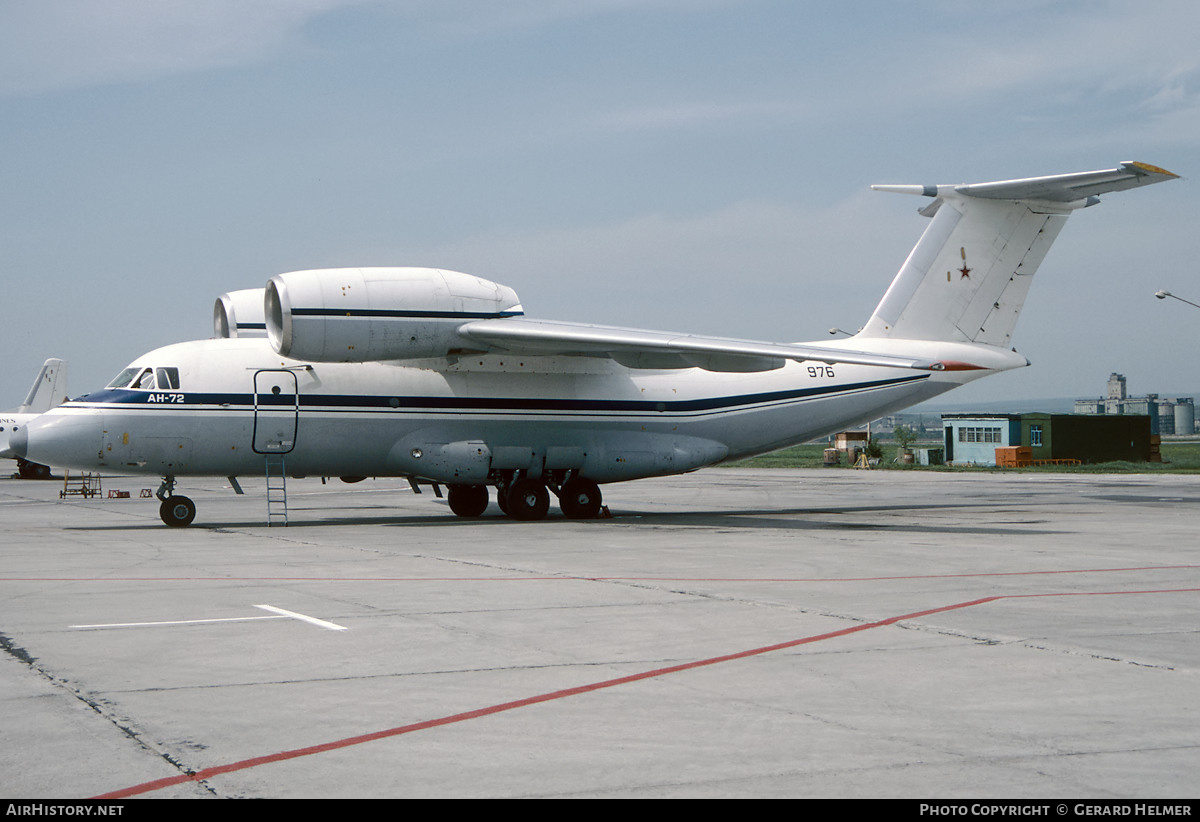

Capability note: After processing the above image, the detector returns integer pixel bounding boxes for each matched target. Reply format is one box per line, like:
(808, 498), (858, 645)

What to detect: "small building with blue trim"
(941, 415), (1022, 465)
(942, 413), (1152, 465)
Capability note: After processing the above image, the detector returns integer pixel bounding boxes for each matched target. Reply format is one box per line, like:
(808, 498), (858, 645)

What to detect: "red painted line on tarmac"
(586, 565), (1200, 583)
(1008, 587), (1200, 599)
(82, 585), (1200, 799)
(94, 595), (999, 799)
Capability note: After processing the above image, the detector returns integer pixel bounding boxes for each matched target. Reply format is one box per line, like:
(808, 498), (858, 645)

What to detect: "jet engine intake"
(265, 267), (523, 362)
(214, 288), (267, 338)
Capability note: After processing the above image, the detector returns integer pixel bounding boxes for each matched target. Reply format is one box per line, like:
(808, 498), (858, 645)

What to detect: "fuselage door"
(252, 370), (299, 454)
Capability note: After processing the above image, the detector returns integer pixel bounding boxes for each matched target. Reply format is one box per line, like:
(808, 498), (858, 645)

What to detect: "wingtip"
(1123, 161), (1180, 180)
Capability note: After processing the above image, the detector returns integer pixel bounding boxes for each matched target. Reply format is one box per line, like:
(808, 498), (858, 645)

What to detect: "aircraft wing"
(457, 318), (952, 373)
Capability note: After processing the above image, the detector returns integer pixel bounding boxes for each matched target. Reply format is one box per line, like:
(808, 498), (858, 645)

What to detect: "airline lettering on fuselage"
(146, 393), (186, 403)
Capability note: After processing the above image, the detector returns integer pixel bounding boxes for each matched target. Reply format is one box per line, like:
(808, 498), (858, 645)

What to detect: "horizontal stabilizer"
(872, 161), (1178, 204)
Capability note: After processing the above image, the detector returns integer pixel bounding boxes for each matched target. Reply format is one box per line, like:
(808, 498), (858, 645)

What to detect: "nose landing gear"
(15, 459), (51, 480)
(156, 476), (196, 527)
(159, 496), (197, 527)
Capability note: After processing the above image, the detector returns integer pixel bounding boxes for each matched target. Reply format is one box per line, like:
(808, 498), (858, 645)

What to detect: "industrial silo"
(1174, 399), (1196, 436)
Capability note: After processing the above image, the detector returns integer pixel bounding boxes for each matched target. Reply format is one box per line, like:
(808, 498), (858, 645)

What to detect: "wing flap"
(458, 318), (946, 372)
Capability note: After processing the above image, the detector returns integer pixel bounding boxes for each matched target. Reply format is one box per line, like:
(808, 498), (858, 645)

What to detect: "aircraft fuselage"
(21, 337), (980, 484)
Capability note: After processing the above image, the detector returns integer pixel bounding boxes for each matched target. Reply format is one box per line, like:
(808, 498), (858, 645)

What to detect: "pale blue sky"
(3, 0), (1198, 407)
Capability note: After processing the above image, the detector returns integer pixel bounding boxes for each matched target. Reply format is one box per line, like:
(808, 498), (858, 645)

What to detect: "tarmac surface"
(1, 467), (1198, 799)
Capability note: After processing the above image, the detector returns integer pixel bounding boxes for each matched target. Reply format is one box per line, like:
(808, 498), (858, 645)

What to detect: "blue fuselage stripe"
(71, 375), (927, 414)
(291, 308), (523, 320)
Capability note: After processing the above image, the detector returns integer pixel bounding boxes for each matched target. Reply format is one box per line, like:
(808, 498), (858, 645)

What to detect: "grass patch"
(724, 440), (1200, 473)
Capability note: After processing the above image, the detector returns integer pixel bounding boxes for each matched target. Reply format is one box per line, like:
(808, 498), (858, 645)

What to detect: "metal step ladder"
(59, 470), (102, 498)
(265, 455), (288, 527)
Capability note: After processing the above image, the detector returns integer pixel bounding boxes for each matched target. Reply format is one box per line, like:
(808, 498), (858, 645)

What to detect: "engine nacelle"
(213, 289), (267, 338)
(265, 267), (523, 362)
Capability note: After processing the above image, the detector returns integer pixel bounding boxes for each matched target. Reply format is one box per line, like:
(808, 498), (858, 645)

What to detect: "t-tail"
(857, 161), (1178, 347)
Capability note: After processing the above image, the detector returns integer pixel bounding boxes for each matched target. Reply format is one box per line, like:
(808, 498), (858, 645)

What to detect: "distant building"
(1160, 398), (1196, 436)
(1106, 372), (1128, 414)
(1073, 373), (1158, 425)
(866, 413), (939, 436)
(943, 413), (1153, 465)
(1074, 373), (1195, 436)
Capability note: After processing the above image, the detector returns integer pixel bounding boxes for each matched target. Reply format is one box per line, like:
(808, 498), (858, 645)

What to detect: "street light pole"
(1155, 290), (1200, 310)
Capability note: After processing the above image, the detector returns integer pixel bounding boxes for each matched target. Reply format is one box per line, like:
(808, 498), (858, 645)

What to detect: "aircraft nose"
(19, 411), (103, 470)
(10, 423), (28, 458)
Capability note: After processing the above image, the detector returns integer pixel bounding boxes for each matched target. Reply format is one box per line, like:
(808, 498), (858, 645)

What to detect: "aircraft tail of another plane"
(856, 161), (1178, 347)
(16, 358), (68, 414)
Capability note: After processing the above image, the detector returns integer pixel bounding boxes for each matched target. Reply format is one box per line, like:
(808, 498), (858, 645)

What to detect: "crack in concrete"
(1, 629), (218, 797)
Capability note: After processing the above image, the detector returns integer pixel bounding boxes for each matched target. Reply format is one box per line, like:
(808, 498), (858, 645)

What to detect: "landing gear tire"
(505, 478), (549, 521)
(447, 484), (489, 518)
(159, 496), (196, 528)
(559, 476), (602, 519)
(16, 459), (50, 480)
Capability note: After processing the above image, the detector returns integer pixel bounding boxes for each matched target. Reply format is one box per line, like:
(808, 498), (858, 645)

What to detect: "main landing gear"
(146, 473), (602, 527)
(447, 473), (604, 521)
(156, 476), (196, 528)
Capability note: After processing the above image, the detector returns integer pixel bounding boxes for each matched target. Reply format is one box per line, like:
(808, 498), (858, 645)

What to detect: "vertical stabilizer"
(858, 161), (1178, 346)
(16, 358), (68, 414)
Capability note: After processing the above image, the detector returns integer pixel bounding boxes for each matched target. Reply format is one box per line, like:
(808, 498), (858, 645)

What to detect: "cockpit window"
(107, 366), (182, 390)
(106, 367), (139, 388)
(131, 368), (156, 390)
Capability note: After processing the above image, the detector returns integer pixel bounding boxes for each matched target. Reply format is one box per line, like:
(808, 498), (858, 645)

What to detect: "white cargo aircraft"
(13, 162), (1178, 526)
(1, 358), (68, 479)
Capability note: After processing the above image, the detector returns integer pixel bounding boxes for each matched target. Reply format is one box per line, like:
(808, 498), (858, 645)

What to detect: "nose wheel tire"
(505, 478), (549, 521)
(16, 459), (51, 480)
(159, 496), (196, 527)
(559, 477), (602, 519)
(447, 484), (490, 518)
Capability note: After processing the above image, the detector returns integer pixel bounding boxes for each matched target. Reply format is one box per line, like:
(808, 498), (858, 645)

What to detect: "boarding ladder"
(265, 455), (288, 527)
